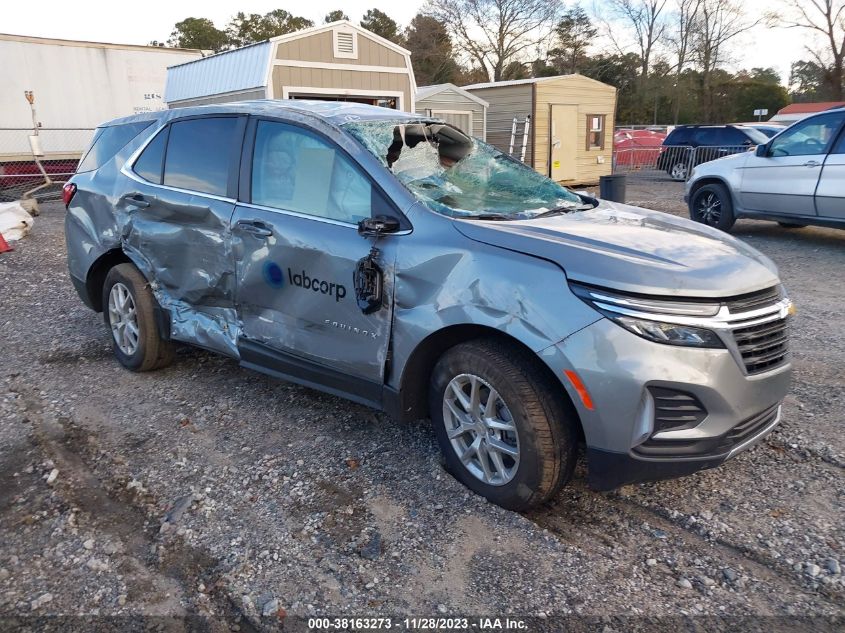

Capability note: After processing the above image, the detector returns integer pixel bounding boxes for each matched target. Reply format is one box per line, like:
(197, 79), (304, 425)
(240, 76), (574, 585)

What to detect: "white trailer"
(0, 34), (204, 161)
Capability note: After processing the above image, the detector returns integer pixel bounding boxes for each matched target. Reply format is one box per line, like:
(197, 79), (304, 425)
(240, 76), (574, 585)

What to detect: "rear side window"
(692, 128), (722, 146)
(721, 128), (750, 145)
(163, 117), (240, 196)
(133, 127), (168, 184)
(666, 128), (692, 144)
(77, 121), (154, 173)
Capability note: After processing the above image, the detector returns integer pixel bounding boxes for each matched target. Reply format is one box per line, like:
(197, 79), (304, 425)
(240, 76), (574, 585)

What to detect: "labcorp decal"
(288, 268), (347, 302)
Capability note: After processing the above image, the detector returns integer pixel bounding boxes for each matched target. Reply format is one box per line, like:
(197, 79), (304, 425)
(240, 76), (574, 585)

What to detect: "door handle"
(235, 219), (273, 237)
(804, 160), (820, 167)
(120, 193), (151, 208)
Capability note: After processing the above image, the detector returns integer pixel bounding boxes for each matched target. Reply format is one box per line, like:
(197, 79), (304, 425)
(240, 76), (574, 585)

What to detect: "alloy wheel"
(442, 373), (520, 486)
(108, 282), (140, 356)
(670, 162), (689, 180)
(696, 191), (722, 226)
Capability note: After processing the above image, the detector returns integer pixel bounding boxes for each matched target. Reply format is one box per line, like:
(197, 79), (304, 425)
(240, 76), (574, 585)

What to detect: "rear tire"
(689, 183), (736, 232)
(102, 263), (174, 372)
(778, 222), (807, 229)
(429, 339), (577, 511)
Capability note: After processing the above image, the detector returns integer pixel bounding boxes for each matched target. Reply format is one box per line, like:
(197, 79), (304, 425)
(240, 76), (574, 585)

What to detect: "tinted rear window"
(77, 121), (154, 173)
(163, 117), (240, 196)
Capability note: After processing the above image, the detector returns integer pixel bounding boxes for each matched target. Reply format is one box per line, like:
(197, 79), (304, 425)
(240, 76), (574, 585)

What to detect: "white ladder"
(508, 115), (531, 163)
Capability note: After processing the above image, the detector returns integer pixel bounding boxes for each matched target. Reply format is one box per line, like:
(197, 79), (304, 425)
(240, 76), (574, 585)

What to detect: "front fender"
(388, 208), (601, 387)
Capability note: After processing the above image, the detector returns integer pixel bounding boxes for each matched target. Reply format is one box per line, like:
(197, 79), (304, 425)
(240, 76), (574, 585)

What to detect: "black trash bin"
(599, 174), (627, 203)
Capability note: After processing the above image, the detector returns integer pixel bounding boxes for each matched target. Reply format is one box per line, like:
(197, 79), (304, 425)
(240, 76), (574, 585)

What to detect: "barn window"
(586, 114), (605, 150)
(333, 29), (358, 59)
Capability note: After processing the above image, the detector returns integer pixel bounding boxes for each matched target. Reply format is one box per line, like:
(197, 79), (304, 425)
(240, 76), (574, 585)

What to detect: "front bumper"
(538, 317), (791, 489)
(587, 404), (781, 490)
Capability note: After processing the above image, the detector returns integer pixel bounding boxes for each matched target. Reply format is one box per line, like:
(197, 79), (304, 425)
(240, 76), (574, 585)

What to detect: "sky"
(1, 0), (818, 87)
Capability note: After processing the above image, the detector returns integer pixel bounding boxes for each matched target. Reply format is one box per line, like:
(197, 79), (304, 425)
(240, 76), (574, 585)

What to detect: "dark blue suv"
(657, 124), (770, 180)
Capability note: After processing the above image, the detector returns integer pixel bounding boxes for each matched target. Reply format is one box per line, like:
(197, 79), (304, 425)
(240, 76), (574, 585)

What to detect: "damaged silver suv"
(65, 101), (793, 510)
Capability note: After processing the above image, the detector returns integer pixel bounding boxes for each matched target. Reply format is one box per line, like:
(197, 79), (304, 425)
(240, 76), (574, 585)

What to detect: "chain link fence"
(613, 144), (754, 182)
(0, 128), (95, 201)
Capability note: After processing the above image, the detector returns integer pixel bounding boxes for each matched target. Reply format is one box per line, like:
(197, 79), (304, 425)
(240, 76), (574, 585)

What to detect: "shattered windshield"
(343, 120), (588, 220)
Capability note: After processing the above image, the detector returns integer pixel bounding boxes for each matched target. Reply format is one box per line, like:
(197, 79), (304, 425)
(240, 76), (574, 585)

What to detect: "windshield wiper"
(458, 213), (514, 221)
(531, 204), (595, 219)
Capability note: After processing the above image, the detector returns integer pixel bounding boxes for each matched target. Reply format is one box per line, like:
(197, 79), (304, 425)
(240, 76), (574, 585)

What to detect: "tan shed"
(165, 21), (416, 111)
(463, 75), (617, 185)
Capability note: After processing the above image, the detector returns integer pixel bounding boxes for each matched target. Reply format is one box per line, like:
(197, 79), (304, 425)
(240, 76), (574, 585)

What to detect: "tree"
(425, 0), (562, 82)
(780, 0), (845, 100)
(789, 59), (828, 101)
(360, 9), (404, 44)
(502, 61), (531, 80)
(226, 10), (313, 47)
(581, 53), (644, 121)
(324, 10), (350, 23)
(667, 0), (701, 123)
(607, 0), (669, 78)
(690, 0), (760, 121)
(731, 68), (790, 120)
(548, 5), (598, 74)
(168, 17), (229, 52)
(404, 14), (461, 85)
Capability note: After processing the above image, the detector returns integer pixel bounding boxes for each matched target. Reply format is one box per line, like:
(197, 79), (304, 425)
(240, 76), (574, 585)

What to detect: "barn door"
(550, 104), (577, 182)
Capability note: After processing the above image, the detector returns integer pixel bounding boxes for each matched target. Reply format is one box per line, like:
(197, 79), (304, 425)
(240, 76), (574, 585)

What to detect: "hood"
(452, 201), (780, 298)
(694, 149), (750, 175)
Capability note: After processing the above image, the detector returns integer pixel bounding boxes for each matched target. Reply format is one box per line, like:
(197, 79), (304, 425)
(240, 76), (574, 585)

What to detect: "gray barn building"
(415, 83), (488, 140)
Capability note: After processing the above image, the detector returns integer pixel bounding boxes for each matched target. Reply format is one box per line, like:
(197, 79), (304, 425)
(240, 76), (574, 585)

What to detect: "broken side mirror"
(354, 252), (384, 315)
(357, 215), (400, 237)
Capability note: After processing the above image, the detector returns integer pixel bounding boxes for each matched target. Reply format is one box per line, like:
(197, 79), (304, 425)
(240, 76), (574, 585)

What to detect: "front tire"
(669, 161), (689, 181)
(429, 339), (577, 511)
(689, 183), (736, 232)
(102, 263), (174, 372)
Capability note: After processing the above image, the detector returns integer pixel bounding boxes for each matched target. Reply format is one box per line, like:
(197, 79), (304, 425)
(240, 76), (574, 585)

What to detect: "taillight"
(62, 182), (77, 207)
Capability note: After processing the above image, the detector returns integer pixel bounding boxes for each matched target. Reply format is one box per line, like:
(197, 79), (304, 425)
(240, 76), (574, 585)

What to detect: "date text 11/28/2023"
(307, 617), (528, 631)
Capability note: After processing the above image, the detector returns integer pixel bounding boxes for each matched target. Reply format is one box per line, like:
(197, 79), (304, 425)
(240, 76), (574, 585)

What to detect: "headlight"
(613, 315), (724, 347)
(570, 283), (725, 349)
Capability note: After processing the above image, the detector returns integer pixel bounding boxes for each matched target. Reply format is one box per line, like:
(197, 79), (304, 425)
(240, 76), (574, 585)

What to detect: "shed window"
(333, 29), (358, 59)
(586, 115), (605, 150)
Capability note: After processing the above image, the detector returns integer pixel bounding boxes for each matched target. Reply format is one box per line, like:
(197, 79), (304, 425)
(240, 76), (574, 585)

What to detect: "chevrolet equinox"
(64, 101), (793, 510)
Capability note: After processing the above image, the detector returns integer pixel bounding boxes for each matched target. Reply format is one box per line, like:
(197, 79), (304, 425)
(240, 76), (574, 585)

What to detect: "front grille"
(733, 317), (789, 374)
(648, 387), (707, 432)
(726, 286), (782, 313)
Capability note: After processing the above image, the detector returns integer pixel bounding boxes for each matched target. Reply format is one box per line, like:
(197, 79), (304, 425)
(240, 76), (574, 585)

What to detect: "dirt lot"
(1, 182), (844, 630)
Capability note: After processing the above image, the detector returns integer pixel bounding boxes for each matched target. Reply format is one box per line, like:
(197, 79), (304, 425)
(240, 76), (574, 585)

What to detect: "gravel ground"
(1, 187), (843, 630)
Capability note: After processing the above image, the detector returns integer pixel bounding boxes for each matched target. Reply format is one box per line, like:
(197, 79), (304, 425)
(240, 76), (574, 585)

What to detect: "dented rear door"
(119, 115), (247, 356)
